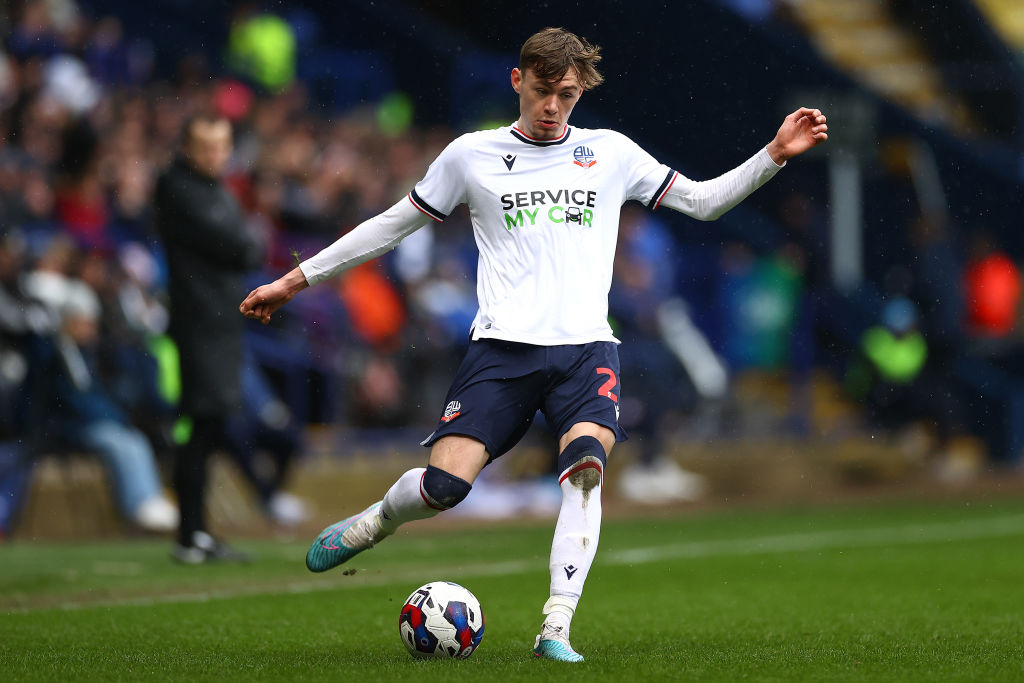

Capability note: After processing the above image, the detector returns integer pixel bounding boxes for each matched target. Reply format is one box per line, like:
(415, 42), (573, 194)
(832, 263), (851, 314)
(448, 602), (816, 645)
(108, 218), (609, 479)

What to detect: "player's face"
(511, 67), (583, 140)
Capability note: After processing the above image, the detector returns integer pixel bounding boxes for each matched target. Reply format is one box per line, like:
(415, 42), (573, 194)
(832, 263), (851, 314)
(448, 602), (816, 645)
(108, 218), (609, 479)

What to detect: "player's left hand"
(766, 107), (828, 165)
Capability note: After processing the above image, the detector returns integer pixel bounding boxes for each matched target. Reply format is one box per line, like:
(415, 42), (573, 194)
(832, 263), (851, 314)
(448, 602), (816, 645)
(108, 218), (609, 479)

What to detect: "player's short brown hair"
(520, 27), (604, 90)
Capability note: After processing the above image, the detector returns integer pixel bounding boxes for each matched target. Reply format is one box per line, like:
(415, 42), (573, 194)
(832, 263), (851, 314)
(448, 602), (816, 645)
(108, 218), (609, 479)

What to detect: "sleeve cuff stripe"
(409, 189), (446, 222)
(650, 170), (678, 210)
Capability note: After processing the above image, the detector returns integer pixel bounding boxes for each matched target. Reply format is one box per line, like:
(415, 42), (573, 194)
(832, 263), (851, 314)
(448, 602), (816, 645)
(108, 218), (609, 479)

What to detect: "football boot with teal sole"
(305, 502), (381, 572)
(533, 634), (584, 662)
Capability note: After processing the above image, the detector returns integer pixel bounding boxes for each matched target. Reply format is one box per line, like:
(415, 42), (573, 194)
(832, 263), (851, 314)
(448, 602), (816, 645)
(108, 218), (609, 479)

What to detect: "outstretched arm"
(240, 196), (430, 324)
(659, 107), (828, 221)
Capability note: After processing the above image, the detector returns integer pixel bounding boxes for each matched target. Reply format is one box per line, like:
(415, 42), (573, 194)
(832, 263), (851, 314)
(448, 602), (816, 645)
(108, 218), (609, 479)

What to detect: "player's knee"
(421, 465), (473, 510)
(557, 435), (606, 491)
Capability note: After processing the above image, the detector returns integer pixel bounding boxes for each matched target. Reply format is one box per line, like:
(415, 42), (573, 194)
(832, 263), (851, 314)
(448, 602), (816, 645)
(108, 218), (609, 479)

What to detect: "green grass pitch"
(3, 498), (1024, 681)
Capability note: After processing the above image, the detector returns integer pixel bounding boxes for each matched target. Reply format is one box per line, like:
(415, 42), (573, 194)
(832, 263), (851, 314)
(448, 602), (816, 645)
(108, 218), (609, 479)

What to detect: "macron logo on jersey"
(502, 154), (517, 171)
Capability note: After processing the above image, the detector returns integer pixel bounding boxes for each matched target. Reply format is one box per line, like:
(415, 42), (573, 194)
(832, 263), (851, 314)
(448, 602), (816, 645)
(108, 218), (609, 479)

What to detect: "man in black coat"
(156, 114), (263, 562)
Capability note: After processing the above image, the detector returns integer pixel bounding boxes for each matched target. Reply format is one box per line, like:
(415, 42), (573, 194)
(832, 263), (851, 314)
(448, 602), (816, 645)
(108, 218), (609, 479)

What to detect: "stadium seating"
(780, 0), (972, 131)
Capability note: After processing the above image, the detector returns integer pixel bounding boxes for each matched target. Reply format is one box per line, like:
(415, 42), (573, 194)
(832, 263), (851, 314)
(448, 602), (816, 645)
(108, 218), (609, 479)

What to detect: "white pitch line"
(606, 513), (1024, 564)
(8, 513), (1024, 614)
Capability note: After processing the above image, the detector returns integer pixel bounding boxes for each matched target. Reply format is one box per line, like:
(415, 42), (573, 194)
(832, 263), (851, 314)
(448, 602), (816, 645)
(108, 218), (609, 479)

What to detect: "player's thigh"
(559, 421), (616, 456)
(422, 339), (546, 462)
(543, 341), (627, 447)
(428, 434), (490, 484)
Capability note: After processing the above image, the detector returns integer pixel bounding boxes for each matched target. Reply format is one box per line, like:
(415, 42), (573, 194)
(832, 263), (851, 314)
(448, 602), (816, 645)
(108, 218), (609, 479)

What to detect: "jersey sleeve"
(616, 133), (678, 209)
(299, 198), (430, 286)
(659, 147), (784, 221)
(409, 136), (468, 222)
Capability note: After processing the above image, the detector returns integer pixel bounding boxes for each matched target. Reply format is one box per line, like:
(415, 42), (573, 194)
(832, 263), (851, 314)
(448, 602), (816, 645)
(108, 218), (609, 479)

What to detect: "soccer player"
(240, 27), (827, 661)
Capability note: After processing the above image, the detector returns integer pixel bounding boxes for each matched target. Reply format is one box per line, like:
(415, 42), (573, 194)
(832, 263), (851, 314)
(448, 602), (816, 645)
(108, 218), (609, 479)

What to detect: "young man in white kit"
(240, 27), (828, 661)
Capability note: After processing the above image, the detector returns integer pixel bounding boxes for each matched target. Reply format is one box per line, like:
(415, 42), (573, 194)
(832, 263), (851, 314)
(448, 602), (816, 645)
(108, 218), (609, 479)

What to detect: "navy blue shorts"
(421, 339), (628, 460)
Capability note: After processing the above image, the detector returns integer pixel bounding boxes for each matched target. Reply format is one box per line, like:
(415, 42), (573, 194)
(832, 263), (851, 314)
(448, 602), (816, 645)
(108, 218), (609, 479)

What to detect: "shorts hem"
(421, 426), (495, 458)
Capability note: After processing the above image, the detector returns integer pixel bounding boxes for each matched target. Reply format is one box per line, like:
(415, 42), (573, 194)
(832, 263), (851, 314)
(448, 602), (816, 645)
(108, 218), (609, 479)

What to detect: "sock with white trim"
(378, 466), (471, 534)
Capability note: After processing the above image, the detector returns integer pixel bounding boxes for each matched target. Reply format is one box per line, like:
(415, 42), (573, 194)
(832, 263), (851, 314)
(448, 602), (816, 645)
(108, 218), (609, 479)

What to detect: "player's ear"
(511, 67), (522, 94)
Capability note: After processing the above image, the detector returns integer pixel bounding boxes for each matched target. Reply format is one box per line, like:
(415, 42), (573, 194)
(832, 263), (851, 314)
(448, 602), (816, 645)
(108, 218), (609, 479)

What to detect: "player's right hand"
(240, 283), (284, 324)
(239, 268), (309, 324)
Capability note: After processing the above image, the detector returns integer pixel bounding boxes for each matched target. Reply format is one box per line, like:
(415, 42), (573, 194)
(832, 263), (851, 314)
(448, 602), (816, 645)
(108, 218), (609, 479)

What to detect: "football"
(399, 581), (485, 659)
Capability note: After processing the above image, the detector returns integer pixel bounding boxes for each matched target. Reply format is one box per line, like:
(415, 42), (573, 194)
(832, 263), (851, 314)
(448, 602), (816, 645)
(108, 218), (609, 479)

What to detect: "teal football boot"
(305, 501), (382, 572)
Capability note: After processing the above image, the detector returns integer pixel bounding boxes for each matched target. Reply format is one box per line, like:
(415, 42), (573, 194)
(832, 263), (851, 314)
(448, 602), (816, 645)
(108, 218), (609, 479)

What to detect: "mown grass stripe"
(11, 513), (1024, 614)
(607, 512), (1024, 563)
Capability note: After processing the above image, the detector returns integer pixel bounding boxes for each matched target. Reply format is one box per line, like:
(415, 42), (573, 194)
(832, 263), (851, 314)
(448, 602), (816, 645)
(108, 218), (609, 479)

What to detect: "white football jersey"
(409, 124), (677, 346)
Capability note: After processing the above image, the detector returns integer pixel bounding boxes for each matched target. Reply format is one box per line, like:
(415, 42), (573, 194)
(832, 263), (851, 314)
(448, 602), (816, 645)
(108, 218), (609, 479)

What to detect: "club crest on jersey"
(573, 145), (596, 168)
(441, 400), (462, 423)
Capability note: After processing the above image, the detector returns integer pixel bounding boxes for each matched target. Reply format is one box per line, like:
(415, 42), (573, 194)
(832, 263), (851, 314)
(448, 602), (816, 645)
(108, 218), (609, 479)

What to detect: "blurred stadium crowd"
(2, 0), (1024, 536)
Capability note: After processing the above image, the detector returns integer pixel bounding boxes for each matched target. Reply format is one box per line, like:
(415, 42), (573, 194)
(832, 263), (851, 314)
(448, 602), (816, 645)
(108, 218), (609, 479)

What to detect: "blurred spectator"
(847, 296), (968, 464)
(224, 352), (311, 526)
(82, 16), (151, 87)
(956, 232), (1024, 464)
(226, 8), (296, 94)
(43, 53), (99, 115)
(120, 326), (311, 527)
(155, 113), (262, 562)
(907, 214), (965, 353)
(7, 0), (67, 60)
(54, 118), (109, 248)
(776, 188), (829, 434)
(611, 206), (708, 504)
(0, 233), (40, 537)
(719, 242), (803, 371)
(964, 230), (1021, 341)
(21, 274), (178, 531)
(76, 244), (170, 454)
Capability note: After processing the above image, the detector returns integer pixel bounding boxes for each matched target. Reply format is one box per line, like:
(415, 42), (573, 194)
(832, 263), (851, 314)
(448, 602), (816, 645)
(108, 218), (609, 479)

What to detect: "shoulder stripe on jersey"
(408, 189), (446, 222)
(649, 169), (679, 210)
(510, 125), (572, 147)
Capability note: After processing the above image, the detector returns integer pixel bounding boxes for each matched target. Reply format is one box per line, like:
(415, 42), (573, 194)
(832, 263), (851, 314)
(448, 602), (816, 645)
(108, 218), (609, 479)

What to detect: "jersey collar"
(510, 124), (572, 147)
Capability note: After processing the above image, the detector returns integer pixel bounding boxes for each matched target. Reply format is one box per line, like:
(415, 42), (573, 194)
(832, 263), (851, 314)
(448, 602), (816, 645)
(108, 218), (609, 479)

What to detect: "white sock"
(378, 467), (441, 535)
(546, 460), (603, 624)
(542, 595), (577, 633)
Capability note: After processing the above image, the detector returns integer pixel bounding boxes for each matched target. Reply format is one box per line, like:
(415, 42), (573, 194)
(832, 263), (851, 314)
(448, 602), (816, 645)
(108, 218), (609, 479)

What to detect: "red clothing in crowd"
(965, 253), (1022, 336)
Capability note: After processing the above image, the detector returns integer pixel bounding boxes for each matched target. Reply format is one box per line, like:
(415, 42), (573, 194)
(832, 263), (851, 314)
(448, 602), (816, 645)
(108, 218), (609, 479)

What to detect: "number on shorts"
(596, 367), (618, 402)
